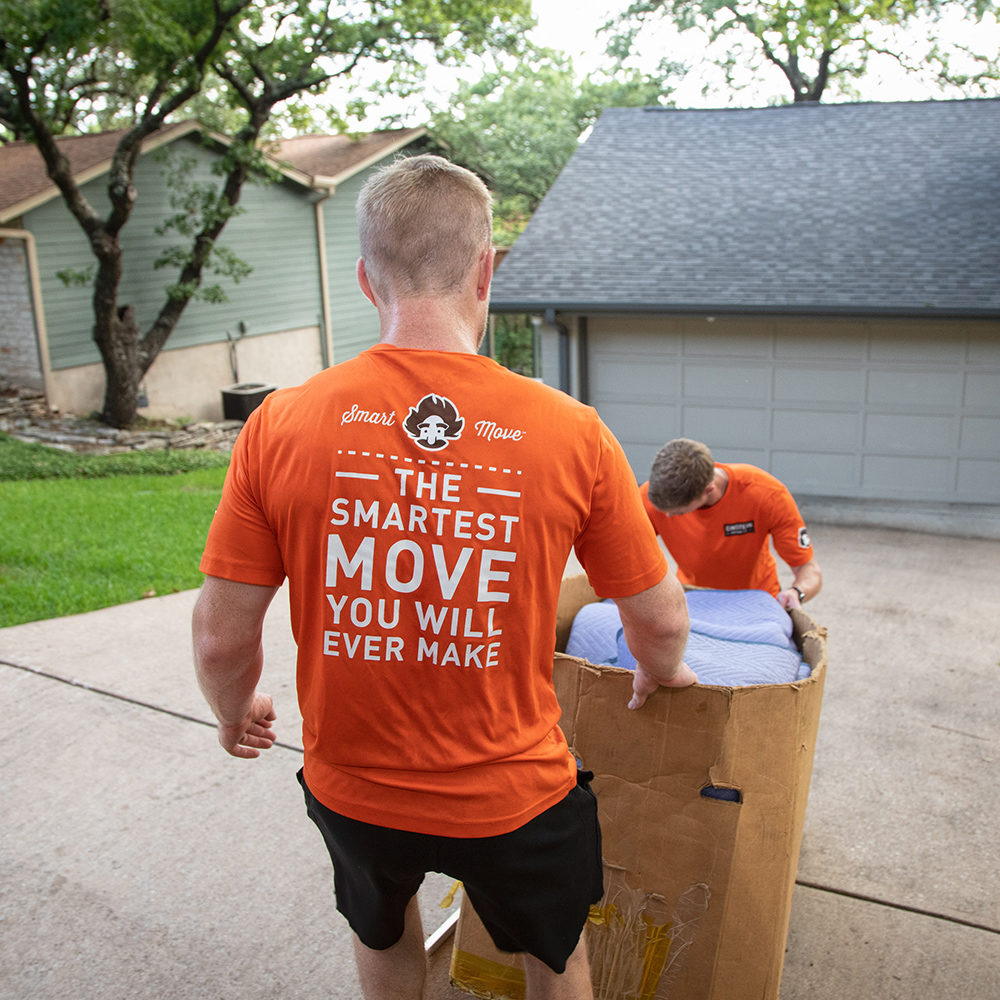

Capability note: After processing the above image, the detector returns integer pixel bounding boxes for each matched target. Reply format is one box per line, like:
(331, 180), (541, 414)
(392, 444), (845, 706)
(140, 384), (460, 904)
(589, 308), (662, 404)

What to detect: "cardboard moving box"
(450, 574), (828, 1000)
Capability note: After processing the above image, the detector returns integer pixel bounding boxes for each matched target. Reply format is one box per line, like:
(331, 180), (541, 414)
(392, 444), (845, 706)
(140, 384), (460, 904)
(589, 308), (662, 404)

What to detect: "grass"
(0, 433), (231, 627)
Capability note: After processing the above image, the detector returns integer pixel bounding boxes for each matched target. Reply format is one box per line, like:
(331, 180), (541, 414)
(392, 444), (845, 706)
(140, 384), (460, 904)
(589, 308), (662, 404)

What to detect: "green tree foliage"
(607, 0), (1000, 103)
(428, 49), (677, 245)
(427, 49), (676, 376)
(0, 0), (530, 427)
(491, 312), (535, 376)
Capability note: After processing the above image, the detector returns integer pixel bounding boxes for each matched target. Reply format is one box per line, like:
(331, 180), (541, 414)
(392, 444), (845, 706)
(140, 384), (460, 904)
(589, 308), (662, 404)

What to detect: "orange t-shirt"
(640, 463), (814, 595)
(201, 344), (666, 837)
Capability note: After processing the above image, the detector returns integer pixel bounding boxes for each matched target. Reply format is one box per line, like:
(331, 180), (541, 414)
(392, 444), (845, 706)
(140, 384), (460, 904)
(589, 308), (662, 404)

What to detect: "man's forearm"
(195, 641), (264, 727)
(789, 559), (822, 602)
(615, 575), (691, 684)
(621, 621), (689, 684)
(192, 576), (277, 726)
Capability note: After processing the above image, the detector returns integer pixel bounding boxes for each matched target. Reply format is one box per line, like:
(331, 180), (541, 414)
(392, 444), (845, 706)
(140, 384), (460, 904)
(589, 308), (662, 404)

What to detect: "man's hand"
(628, 661), (698, 710)
(216, 692), (277, 759)
(777, 559), (822, 610)
(776, 587), (802, 610)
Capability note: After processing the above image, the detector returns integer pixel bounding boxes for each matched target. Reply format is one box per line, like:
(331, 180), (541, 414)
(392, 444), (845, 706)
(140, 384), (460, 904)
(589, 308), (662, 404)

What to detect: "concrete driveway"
(2, 523), (998, 999)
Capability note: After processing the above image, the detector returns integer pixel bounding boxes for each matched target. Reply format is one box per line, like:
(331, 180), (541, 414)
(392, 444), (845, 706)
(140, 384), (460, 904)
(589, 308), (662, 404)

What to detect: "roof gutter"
(492, 301), (1000, 320)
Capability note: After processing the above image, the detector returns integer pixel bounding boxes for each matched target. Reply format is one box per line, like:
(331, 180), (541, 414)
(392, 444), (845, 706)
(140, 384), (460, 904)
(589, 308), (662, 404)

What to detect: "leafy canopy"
(606, 0), (1000, 103)
(429, 48), (677, 244)
(0, 0), (533, 140)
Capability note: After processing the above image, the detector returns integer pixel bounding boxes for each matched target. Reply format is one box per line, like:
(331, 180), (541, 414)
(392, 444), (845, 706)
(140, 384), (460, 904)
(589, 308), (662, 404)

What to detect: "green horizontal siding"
(28, 197), (96, 368)
(324, 167), (381, 364)
(28, 134), (322, 370)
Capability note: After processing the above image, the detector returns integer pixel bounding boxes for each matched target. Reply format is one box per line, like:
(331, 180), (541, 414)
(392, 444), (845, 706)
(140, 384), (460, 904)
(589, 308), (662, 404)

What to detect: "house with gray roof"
(490, 99), (1000, 531)
(0, 122), (424, 420)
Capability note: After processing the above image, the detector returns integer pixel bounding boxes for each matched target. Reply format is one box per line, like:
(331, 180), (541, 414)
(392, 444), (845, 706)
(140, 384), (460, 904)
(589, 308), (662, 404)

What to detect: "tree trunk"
(90, 233), (142, 428)
(97, 305), (143, 429)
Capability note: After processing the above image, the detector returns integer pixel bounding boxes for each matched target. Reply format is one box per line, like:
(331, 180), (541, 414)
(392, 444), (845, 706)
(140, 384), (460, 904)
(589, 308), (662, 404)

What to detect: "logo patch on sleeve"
(724, 520), (755, 536)
(798, 526), (811, 548)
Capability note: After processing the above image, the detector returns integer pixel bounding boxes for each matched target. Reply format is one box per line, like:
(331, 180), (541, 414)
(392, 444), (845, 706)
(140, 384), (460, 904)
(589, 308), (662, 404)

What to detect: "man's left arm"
(777, 558), (823, 610)
(193, 575), (280, 759)
(767, 483), (823, 609)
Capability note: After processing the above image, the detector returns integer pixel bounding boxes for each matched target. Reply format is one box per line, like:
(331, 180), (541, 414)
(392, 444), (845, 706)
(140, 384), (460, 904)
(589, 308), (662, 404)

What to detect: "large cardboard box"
(450, 575), (828, 1000)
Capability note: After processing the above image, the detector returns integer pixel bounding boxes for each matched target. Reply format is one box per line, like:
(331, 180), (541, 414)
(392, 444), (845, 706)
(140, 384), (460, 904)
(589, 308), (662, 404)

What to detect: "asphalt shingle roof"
(274, 128), (425, 184)
(0, 123), (424, 223)
(0, 121), (196, 221)
(490, 99), (1000, 317)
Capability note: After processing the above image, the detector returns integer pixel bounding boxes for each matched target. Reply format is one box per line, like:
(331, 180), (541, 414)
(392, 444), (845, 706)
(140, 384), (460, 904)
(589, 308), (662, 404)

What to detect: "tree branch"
(8, 62), (104, 240)
(104, 1), (253, 239)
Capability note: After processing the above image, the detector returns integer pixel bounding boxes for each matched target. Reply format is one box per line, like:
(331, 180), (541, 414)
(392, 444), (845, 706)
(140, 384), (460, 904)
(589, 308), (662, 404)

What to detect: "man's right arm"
(613, 573), (697, 710)
(193, 575), (280, 758)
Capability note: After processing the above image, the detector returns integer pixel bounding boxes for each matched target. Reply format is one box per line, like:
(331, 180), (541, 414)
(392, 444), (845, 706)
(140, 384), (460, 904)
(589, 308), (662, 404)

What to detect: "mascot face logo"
(404, 394), (464, 451)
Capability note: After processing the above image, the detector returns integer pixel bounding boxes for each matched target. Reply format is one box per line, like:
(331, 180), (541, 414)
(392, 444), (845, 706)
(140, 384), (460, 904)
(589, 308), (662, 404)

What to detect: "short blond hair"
(357, 154), (493, 299)
(648, 438), (715, 510)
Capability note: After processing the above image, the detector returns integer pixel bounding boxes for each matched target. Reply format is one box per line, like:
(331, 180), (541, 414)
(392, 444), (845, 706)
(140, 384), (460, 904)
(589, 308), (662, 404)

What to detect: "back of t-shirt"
(201, 344), (665, 835)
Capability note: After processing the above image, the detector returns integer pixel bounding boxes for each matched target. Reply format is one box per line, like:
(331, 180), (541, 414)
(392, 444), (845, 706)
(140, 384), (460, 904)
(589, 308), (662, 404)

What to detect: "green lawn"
(0, 434), (231, 627)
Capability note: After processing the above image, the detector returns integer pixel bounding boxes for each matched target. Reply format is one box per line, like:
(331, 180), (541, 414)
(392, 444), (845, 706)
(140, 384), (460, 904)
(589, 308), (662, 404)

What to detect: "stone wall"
(0, 377), (240, 454)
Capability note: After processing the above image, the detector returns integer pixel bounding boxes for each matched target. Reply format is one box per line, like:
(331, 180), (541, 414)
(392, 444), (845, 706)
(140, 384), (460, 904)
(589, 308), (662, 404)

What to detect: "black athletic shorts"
(297, 767), (604, 973)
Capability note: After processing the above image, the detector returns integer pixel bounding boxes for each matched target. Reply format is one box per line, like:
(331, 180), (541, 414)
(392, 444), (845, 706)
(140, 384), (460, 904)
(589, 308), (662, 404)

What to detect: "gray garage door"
(578, 314), (1000, 505)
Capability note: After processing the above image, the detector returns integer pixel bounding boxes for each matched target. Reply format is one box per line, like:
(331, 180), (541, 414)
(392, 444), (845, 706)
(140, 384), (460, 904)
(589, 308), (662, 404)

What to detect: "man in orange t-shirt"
(640, 438), (822, 608)
(193, 155), (694, 1000)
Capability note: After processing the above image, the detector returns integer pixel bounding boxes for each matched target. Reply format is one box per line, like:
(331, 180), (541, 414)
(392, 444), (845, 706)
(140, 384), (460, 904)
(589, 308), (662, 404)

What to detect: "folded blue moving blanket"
(565, 589), (810, 686)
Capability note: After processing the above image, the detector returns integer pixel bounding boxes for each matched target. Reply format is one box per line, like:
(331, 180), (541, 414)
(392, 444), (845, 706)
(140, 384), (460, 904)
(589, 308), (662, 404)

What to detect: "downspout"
(0, 228), (54, 406)
(545, 308), (571, 395)
(483, 246), (506, 359)
(577, 315), (590, 406)
(313, 188), (335, 369)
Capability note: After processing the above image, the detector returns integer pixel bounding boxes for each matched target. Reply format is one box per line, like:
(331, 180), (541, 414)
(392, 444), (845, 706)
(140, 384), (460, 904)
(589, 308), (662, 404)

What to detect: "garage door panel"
(774, 366), (865, 404)
(863, 455), (954, 494)
(715, 447), (769, 467)
(957, 458), (1000, 494)
(682, 406), (769, 446)
(589, 319), (683, 352)
(868, 337), (957, 364)
(774, 328), (867, 361)
(683, 364), (770, 400)
(773, 410), (859, 450)
(681, 328), (772, 358)
(960, 416), (1000, 452)
(864, 413), (955, 453)
(590, 356), (678, 399)
(867, 370), (962, 407)
(965, 371), (1000, 406)
(771, 451), (860, 491)
(597, 401), (679, 446)
(967, 338), (1000, 364)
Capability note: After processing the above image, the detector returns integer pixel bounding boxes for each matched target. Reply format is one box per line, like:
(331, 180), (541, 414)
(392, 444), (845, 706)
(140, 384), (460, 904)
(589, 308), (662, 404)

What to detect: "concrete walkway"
(2, 523), (998, 999)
